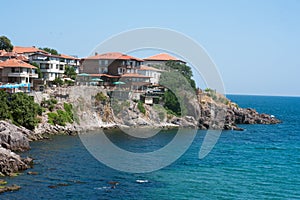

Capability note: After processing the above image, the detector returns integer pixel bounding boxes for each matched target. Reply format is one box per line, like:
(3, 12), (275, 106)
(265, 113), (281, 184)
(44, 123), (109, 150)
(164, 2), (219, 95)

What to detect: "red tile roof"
(144, 53), (183, 62)
(60, 54), (79, 60)
(0, 50), (28, 61)
(85, 52), (143, 61)
(121, 73), (151, 78)
(13, 46), (47, 54)
(90, 74), (120, 78)
(0, 59), (37, 69)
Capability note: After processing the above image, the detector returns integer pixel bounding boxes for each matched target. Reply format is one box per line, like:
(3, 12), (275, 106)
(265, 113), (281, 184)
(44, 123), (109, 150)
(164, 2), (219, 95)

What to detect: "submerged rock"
(0, 184), (21, 194)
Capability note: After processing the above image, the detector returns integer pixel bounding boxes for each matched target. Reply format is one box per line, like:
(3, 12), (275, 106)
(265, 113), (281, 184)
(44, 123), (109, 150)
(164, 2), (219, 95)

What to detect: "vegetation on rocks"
(47, 103), (74, 126)
(53, 77), (64, 86)
(137, 101), (146, 115)
(95, 92), (108, 103)
(0, 91), (42, 130)
(41, 98), (57, 112)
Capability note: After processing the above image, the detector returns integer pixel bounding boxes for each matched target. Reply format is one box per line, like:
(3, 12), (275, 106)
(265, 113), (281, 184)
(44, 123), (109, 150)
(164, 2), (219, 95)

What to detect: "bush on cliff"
(0, 91), (12, 120)
(47, 103), (74, 126)
(8, 92), (42, 130)
(137, 101), (146, 115)
(159, 61), (196, 116)
(41, 98), (57, 112)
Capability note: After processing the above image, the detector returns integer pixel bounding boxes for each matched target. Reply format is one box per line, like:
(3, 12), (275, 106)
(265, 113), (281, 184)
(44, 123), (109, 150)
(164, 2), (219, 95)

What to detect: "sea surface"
(2, 95), (300, 199)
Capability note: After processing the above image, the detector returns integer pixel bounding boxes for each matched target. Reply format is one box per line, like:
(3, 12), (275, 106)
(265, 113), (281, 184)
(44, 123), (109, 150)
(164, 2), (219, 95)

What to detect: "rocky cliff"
(0, 86), (281, 176)
(0, 121), (33, 176)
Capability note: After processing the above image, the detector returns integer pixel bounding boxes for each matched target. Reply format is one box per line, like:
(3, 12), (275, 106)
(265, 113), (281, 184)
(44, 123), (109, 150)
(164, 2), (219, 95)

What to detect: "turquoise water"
(2, 95), (300, 199)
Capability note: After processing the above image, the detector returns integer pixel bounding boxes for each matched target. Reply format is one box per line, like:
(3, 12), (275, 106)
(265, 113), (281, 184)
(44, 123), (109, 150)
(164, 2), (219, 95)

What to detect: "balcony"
(7, 72), (27, 77)
(29, 73), (38, 78)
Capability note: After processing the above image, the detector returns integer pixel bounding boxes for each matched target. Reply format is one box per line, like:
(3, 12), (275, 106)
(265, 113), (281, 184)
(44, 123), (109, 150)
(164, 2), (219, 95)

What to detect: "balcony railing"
(7, 72), (27, 77)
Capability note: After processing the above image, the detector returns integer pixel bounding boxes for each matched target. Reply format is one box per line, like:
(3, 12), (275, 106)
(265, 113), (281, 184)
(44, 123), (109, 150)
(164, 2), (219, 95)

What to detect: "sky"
(1, 0), (300, 96)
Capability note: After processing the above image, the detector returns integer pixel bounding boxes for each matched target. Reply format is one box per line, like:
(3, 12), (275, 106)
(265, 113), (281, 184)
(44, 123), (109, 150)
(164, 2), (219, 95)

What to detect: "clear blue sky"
(2, 0), (299, 96)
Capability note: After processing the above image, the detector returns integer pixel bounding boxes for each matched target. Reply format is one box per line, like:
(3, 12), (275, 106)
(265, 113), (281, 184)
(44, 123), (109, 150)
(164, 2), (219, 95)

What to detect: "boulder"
(0, 121), (30, 152)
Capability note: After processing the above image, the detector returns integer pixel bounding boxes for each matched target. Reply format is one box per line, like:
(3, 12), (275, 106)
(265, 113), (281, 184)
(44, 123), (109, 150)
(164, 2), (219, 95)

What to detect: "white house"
(29, 52), (80, 81)
(137, 65), (163, 84)
(0, 58), (38, 84)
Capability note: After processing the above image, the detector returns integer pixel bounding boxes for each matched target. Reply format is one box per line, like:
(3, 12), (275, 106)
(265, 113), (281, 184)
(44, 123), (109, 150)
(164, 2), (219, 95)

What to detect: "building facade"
(0, 59), (38, 84)
(137, 65), (163, 84)
(80, 52), (143, 76)
(29, 52), (80, 81)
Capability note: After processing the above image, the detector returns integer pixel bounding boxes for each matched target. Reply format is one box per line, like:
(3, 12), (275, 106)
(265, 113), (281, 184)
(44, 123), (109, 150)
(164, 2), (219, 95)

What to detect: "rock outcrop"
(197, 93), (281, 130)
(0, 121), (34, 176)
(0, 121), (31, 152)
(0, 87), (281, 177)
(0, 147), (33, 176)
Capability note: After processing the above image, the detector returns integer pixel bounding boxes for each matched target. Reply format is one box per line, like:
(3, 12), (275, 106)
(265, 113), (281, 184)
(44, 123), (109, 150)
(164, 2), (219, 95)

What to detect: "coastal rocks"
(0, 121), (30, 152)
(0, 147), (32, 176)
(197, 100), (281, 131)
(0, 184), (21, 194)
(34, 122), (79, 136)
(229, 107), (281, 126)
(170, 116), (198, 128)
(0, 121), (34, 177)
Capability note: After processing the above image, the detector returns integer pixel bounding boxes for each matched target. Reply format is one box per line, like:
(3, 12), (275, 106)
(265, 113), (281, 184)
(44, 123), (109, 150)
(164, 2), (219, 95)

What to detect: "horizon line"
(226, 93), (300, 98)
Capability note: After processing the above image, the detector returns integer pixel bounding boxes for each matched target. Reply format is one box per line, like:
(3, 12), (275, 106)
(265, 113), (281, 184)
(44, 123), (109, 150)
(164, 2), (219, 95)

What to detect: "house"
(29, 52), (80, 82)
(13, 46), (47, 59)
(60, 54), (80, 74)
(137, 65), (163, 84)
(120, 73), (151, 90)
(0, 50), (28, 62)
(143, 53), (186, 67)
(0, 58), (38, 85)
(80, 52), (143, 75)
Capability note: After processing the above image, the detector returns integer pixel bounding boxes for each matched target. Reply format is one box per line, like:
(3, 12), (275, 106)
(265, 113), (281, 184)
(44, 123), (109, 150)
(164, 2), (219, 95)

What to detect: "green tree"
(163, 90), (181, 116)
(31, 62), (43, 78)
(64, 65), (77, 80)
(159, 66), (194, 116)
(53, 77), (64, 86)
(0, 36), (13, 52)
(165, 61), (196, 89)
(137, 101), (146, 114)
(0, 91), (12, 120)
(40, 47), (59, 55)
(9, 93), (42, 130)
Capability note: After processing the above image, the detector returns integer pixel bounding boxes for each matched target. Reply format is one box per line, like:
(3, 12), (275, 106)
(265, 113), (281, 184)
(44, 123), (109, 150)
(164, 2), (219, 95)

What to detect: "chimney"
(95, 52), (98, 56)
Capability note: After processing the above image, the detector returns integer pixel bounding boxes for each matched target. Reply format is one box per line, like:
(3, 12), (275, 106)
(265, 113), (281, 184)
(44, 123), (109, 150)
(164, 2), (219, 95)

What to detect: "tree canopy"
(31, 62), (43, 78)
(165, 61), (196, 89)
(0, 91), (42, 130)
(39, 47), (60, 55)
(64, 65), (77, 80)
(0, 36), (13, 52)
(159, 61), (197, 116)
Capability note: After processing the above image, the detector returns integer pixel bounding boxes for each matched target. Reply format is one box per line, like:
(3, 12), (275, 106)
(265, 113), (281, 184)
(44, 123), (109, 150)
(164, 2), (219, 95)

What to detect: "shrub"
(9, 93), (42, 130)
(95, 92), (107, 102)
(47, 103), (74, 126)
(41, 98), (57, 111)
(0, 91), (12, 120)
(137, 101), (146, 115)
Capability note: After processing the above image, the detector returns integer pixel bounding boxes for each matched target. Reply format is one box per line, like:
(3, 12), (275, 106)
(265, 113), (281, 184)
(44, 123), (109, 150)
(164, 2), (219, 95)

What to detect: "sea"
(1, 95), (300, 199)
